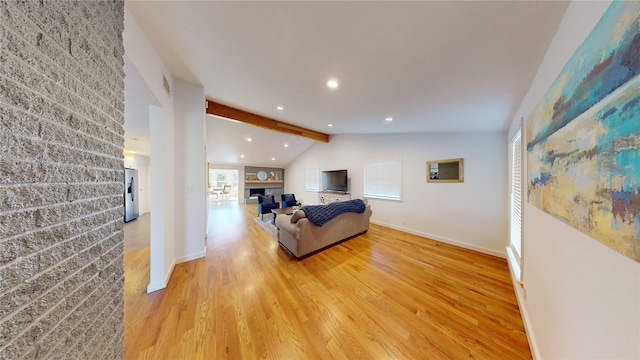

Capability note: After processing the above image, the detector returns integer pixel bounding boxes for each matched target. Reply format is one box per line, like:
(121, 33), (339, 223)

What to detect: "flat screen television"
(322, 169), (348, 192)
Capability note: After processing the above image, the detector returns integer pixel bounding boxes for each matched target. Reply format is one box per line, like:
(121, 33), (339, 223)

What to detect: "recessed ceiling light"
(328, 124), (333, 127)
(271, 157), (276, 161)
(240, 154), (245, 158)
(327, 79), (339, 89)
(385, 117), (393, 122)
(247, 137), (252, 142)
(276, 105), (284, 111)
(284, 144), (289, 147)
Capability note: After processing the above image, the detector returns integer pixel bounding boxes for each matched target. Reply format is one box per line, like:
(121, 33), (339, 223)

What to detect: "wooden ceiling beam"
(206, 100), (329, 143)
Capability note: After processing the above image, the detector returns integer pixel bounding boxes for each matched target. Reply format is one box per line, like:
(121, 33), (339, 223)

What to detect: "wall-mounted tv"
(322, 169), (348, 192)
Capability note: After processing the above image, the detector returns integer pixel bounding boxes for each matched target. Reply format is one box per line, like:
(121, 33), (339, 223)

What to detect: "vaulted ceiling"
(124, 1), (569, 167)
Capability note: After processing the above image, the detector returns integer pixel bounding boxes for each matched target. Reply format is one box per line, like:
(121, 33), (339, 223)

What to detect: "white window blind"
(509, 131), (523, 267)
(306, 169), (320, 191)
(364, 160), (401, 201)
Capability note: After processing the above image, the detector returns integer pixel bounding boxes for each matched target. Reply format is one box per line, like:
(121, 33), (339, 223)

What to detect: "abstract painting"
(527, 1), (640, 262)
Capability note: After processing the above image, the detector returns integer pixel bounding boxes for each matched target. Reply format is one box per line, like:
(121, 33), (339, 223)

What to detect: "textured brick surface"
(0, 0), (125, 358)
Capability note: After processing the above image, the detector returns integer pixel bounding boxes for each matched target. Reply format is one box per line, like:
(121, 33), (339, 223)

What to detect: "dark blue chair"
(280, 193), (297, 208)
(257, 195), (280, 220)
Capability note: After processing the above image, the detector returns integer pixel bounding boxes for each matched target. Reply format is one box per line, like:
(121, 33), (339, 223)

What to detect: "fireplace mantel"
(244, 166), (284, 203)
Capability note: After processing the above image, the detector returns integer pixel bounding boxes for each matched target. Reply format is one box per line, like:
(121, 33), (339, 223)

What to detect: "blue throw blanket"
(301, 199), (366, 226)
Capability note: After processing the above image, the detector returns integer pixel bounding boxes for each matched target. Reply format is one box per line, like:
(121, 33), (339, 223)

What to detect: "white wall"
(285, 132), (508, 257)
(148, 104), (175, 293)
(173, 78), (207, 263)
(124, 9), (176, 293)
(508, 1), (640, 358)
(125, 10), (210, 292)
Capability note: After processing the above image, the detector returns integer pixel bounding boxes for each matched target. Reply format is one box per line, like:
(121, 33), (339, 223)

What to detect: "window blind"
(364, 160), (401, 200)
(306, 169), (320, 192)
(510, 131), (523, 265)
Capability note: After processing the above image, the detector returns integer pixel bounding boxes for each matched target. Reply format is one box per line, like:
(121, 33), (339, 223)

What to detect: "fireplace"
(249, 188), (265, 197)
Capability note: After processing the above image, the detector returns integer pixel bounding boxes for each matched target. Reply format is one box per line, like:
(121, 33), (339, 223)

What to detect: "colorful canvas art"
(527, 1), (640, 262)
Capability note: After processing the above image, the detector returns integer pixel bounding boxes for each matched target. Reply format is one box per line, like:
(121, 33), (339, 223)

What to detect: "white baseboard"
(145, 247), (205, 293)
(176, 247), (206, 264)
(146, 279), (166, 293)
(506, 248), (540, 360)
(370, 220), (507, 258)
(146, 258), (176, 293)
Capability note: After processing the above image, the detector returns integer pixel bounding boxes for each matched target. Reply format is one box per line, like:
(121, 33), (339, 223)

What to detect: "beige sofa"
(275, 202), (372, 258)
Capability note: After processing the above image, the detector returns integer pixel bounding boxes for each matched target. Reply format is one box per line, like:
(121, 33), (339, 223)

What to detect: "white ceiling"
(124, 0), (569, 167)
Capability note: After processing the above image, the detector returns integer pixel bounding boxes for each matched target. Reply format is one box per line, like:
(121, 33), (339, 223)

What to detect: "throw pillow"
(290, 209), (306, 223)
(262, 196), (273, 205)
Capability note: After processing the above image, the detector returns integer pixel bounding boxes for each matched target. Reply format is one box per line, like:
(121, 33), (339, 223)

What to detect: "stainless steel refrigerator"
(124, 168), (139, 222)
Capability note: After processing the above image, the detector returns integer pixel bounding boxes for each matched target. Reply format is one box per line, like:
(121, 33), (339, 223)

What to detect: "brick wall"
(0, 1), (126, 359)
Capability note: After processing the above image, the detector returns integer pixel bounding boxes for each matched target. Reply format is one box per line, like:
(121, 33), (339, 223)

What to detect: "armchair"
(221, 184), (232, 200)
(280, 193), (297, 208)
(257, 195), (280, 220)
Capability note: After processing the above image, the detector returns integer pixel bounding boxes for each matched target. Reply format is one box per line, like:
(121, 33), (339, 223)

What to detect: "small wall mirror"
(426, 158), (464, 183)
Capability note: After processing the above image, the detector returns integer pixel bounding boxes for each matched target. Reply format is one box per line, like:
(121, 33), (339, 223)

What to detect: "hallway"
(123, 213), (150, 251)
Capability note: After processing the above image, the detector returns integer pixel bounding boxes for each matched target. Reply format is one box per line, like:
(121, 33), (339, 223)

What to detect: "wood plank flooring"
(124, 201), (531, 359)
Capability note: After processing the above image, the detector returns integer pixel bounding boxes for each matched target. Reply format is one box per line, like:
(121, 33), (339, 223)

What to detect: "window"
(509, 130), (523, 273)
(209, 168), (239, 199)
(306, 169), (320, 192)
(364, 160), (401, 201)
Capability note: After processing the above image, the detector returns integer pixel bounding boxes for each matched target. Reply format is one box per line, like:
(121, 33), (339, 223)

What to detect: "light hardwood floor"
(124, 201), (531, 359)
